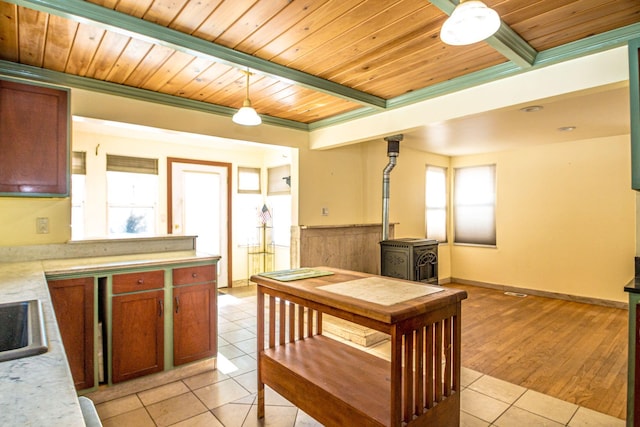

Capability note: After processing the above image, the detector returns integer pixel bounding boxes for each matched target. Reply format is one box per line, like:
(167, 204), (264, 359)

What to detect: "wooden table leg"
(257, 287), (265, 419)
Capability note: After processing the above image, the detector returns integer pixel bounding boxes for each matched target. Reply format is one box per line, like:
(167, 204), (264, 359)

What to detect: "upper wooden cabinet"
(0, 79), (69, 196)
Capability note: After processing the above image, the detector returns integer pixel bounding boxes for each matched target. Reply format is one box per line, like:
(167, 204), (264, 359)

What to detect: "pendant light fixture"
(440, 0), (501, 46)
(232, 70), (261, 126)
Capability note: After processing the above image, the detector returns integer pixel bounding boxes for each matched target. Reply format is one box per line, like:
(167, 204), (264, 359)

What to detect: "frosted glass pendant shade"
(232, 99), (261, 126)
(440, 1), (500, 46)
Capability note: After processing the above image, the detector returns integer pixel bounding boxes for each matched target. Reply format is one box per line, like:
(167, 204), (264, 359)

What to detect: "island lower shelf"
(253, 267), (467, 427)
(262, 335), (392, 425)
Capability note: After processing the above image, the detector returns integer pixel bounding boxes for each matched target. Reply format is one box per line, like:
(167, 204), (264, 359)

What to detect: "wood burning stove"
(380, 238), (439, 284)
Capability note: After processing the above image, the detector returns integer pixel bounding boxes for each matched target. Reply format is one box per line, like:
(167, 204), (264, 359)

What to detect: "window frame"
(238, 166), (261, 194)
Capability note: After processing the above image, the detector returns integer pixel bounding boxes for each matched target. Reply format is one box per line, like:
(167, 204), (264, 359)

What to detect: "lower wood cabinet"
(47, 259), (219, 389)
(47, 277), (94, 390)
(173, 282), (217, 366)
(112, 289), (165, 383)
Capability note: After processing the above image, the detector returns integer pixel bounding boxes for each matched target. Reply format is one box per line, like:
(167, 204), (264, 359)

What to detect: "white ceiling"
(395, 83), (630, 156)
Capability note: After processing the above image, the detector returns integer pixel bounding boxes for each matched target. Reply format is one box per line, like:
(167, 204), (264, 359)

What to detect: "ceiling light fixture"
(232, 70), (261, 126)
(440, 0), (501, 46)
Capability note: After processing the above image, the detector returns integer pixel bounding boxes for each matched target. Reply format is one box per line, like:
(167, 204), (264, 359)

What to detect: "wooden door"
(112, 290), (164, 383)
(47, 277), (94, 390)
(173, 282), (217, 366)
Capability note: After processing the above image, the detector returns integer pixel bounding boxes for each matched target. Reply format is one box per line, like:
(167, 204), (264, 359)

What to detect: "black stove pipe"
(382, 134), (402, 241)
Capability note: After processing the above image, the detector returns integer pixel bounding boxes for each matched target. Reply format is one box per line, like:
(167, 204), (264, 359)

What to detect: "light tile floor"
(90, 287), (625, 427)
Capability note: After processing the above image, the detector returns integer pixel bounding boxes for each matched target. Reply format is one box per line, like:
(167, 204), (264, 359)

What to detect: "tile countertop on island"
(0, 250), (220, 426)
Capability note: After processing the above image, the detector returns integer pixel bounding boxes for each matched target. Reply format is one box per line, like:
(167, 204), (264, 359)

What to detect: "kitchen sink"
(0, 299), (48, 362)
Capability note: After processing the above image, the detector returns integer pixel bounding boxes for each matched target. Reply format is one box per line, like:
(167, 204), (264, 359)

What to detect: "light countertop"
(0, 251), (219, 426)
(0, 261), (84, 427)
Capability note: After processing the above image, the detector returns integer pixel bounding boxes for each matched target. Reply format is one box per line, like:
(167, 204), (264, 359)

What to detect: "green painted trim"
(388, 62), (520, 108)
(489, 23), (537, 68)
(106, 276), (113, 386)
(629, 37), (640, 191)
(0, 60), (310, 131)
(308, 107), (379, 131)
(627, 293), (638, 425)
(536, 22), (640, 66)
(164, 268), (173, 370)
(92, 276), (100, 392)
(427, 0), (458, 15)
(7, 0), (387, 109)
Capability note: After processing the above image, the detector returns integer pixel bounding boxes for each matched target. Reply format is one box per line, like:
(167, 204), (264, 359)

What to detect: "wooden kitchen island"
(251, 267), (467, 427)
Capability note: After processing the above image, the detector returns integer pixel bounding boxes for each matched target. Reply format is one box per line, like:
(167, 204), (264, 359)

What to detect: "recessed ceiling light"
(520, 105), (544, 113)
(558, 126), (576, 132)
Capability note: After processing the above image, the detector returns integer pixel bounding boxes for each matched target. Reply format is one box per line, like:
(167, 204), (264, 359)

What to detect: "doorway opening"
(168, 158), (231, 288)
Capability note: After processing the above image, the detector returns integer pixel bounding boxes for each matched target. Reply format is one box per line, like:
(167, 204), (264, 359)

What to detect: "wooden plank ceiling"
(0, 0), (639, 127)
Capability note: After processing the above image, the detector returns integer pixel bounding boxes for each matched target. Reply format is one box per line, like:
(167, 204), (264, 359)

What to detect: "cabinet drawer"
(112, 270), (164, 294)
(173, 265), (216, 286)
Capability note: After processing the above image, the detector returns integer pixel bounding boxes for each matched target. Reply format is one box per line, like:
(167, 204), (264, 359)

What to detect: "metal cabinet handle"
(175, 296), (180, 314)
(192, 272), (198, 278)
(159, 299), (163, 317)
(137, 279), (144, 285)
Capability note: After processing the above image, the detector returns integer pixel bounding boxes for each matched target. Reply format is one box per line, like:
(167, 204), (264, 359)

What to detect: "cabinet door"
(0, 79), (68, 195)
(47, 277), (94, 390)
(112, 290), (164, 383)
(173, 283), (217, 366)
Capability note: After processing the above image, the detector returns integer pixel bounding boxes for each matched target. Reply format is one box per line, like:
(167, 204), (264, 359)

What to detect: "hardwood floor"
(448, 283), (628, 420)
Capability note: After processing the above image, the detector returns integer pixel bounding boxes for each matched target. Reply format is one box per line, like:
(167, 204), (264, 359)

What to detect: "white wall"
(72, 124), (294, 284)
(450, 135), (635, 302)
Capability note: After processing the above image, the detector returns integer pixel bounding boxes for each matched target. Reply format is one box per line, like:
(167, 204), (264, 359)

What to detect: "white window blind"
(454, 165), (496, 246)
(425, 165), (447, 243)
(71, 151), (86, 175)
(106, 154), (158, 174)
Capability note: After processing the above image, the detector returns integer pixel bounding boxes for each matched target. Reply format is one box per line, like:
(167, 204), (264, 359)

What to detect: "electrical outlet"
(321, 207), (329, 216)
(36, 217), (49, 234)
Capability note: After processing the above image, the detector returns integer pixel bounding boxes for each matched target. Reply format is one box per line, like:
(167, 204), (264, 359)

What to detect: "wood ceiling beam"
(428, 0), (537, 68)
(6, 0), (388, 109)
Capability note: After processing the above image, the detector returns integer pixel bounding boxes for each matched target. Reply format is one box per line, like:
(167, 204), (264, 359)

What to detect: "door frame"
(167, 157), (232, 287)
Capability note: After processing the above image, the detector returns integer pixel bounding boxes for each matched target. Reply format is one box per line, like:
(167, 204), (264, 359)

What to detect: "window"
(238, 167), (261, 194)
(106, 155), (158, 237)
(267, 165), (291, 246)
(71, 151), (86, 240)
(236, 166), (263, 245)
(453, 165), (496, 246)
(267, 164), (291, 195)
(425, 165), (447, 243)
